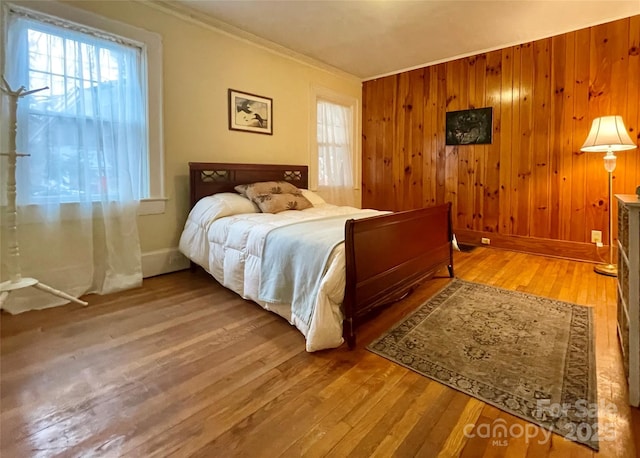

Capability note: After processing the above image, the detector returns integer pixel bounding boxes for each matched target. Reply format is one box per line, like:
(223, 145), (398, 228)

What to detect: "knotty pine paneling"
(362, 16), (640, 257)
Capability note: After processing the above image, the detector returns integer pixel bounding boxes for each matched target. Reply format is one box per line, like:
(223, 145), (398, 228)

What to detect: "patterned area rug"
(368, 279), (598, 450)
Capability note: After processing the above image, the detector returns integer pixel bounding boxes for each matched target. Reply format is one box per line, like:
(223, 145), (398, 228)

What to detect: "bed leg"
(345, 318), (356, 349)
(347, 333), (356, 349)
(448, 264), (454, 278)
(190, 261), (198, 273)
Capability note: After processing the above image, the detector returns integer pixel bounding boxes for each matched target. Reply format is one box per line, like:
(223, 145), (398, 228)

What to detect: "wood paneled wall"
(362, 16), (640, 259)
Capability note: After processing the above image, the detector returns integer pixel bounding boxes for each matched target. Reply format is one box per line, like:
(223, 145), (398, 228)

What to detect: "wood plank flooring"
(1, 247), (637, 457)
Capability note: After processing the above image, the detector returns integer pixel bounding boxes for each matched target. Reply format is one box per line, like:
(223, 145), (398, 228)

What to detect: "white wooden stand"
(0, 77), (88, 309)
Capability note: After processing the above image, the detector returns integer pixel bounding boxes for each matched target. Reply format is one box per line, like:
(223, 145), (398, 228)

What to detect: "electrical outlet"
(481, 237), (491, 245)
(591, 230), (602, 244)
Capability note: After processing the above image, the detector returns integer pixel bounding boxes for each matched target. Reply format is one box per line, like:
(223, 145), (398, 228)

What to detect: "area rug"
(367, 279), (598, 450)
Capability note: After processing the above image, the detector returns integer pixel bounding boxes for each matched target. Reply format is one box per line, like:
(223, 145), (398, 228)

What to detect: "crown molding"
(141, 0), (361, 83)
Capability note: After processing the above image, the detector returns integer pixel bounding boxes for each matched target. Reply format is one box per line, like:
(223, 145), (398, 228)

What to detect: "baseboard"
(141, 235), (601, 278)
(141, 247), (190, 278)
(454, 229), (607, 263)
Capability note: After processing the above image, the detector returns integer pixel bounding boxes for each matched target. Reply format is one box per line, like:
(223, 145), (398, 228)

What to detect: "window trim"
(1, 1), (165, 215)
(309, 85), (360, 192)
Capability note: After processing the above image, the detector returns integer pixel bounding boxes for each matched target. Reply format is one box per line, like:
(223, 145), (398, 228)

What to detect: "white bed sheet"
(179, 201), (387, 352)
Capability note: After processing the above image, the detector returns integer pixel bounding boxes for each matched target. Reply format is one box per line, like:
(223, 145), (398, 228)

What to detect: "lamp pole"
(596, 149), (618, 277)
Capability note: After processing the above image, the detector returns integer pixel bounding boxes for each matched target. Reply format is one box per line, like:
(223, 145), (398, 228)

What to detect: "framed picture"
(445, 107), (493, 145)
(228, 89), (273, 135)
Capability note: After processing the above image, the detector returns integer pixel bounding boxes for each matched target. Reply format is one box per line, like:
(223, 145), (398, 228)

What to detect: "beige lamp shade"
(581, 115), (637, 152)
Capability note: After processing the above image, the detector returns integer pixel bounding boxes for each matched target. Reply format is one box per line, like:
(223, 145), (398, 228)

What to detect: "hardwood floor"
(1, 247), (637, 457)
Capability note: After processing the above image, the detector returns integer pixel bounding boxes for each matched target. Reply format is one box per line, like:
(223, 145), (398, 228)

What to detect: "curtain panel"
(316, 99), (355, 207)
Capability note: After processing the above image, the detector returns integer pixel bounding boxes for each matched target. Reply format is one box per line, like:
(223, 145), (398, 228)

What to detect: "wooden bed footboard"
(343, 203), (453, 348)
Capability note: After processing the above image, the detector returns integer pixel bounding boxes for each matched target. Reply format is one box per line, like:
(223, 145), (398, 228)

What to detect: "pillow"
(234, 183), (249, 196)
(188, 192), (259, 227)
(300, 189), (326, 206)
(234, 180), (300, 198)
(251, 192), (312, 213)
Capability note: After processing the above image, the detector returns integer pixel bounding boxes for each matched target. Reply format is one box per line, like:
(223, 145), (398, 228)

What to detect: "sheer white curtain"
(1, 13), (144, 313)
(317, 99), (355, 207)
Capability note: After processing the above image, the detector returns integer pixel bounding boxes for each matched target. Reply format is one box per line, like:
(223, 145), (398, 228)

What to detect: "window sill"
(139, 198), (167, 215)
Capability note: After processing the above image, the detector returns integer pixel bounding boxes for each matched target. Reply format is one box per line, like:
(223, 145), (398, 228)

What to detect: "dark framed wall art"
(228, 89), (273, 135)
(445, 107), (493, 145)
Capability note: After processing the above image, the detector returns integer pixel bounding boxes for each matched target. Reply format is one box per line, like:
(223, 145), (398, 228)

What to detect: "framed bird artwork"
(228, 89), (273, 135)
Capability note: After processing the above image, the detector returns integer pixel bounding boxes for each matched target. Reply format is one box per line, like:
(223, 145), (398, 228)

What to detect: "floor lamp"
(581, 115), (637, 277)
(0, 77), (88, 308)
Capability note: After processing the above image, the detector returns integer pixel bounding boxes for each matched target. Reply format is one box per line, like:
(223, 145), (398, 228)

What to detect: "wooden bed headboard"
(189, 162), (309, 208)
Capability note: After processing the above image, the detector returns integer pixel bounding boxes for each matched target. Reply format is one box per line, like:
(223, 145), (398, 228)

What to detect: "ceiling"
(173, 0), (640, 80)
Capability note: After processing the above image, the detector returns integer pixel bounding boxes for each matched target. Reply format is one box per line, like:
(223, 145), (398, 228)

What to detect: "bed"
(179, 162), (454, 351)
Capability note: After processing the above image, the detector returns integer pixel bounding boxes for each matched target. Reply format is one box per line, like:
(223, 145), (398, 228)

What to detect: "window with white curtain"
(10, 18), (146, 204)
(316, 98), (355, 207)
(2, 1), (164, 212)
(0, 2), (162, 313)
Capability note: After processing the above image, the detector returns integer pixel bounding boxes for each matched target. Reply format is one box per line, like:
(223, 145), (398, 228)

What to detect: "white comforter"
(179, 194), (387, 351)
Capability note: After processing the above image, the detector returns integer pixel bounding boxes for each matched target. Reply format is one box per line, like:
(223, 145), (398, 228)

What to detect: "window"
(310, 87), (359, 207)
(317, 99), (353, 187)
(2, 2), (164, 213)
